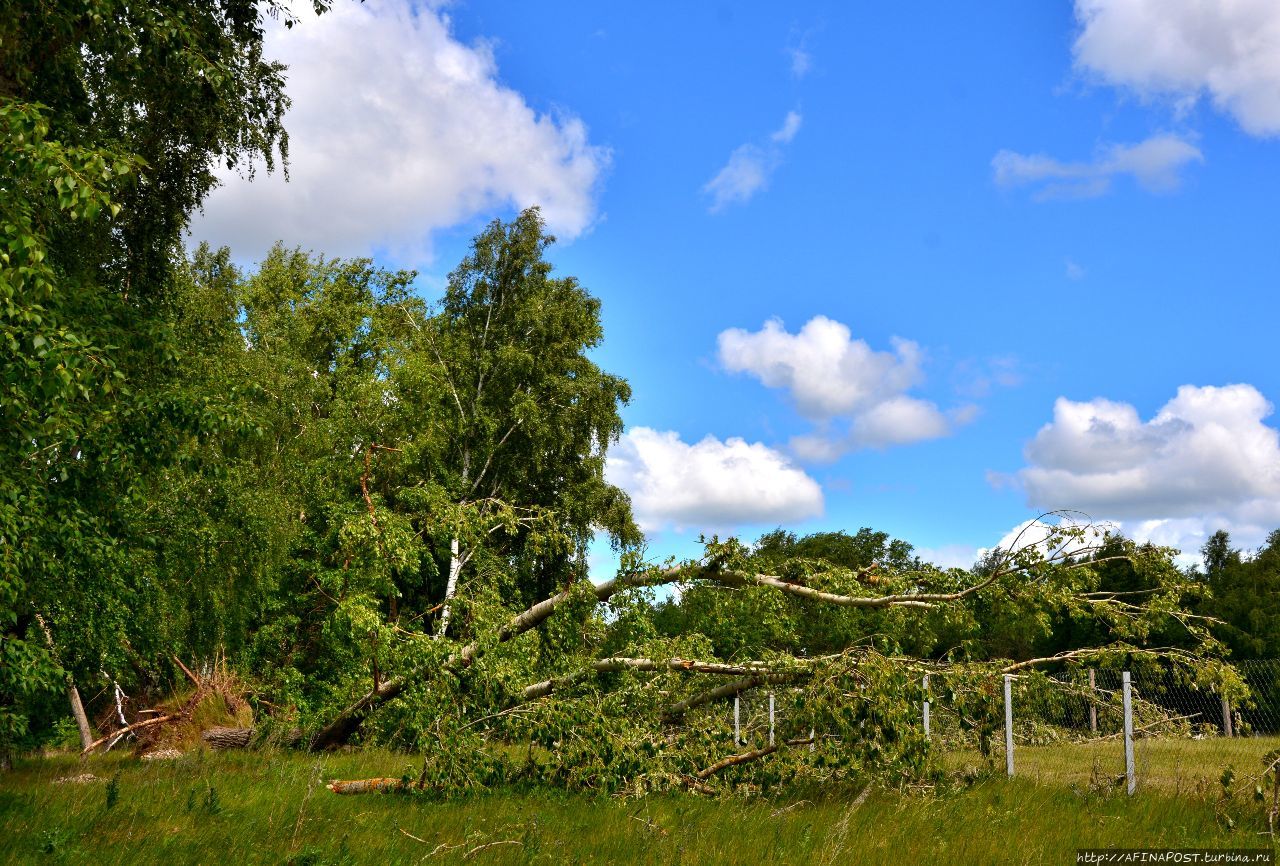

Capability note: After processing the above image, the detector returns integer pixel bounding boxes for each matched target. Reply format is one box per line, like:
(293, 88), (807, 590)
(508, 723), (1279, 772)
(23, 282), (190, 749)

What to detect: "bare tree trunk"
(435, 537), (463, 640)
(67, 684), (93, 751)
(35, 613), (93, 750)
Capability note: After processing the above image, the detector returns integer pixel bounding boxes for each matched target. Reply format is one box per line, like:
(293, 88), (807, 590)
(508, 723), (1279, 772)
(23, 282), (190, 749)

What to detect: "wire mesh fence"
(717, 660), (1280, 795)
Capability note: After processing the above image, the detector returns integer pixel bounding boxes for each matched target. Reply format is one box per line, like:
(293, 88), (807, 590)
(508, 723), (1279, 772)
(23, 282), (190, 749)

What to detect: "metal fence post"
(923, 674), (931, 740)
(1004, 673), (1014, 778)
(1088, 668), (1098, 734)
(1123, 671), (1135, 795)
(768, 692), (775, 747)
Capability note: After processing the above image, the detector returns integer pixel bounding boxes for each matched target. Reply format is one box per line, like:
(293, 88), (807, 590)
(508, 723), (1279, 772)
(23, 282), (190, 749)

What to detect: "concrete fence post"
(1123, 671), (1135, 795)
(922, 674), (931, 740)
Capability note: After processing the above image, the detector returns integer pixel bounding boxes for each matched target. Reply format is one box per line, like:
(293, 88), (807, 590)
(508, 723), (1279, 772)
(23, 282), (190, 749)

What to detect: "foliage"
(0, 0), (312, 755)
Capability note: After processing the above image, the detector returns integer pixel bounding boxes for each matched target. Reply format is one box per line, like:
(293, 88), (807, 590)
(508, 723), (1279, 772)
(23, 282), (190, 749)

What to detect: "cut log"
(327, 777), (406, 795)
(202, 727), (254, 749)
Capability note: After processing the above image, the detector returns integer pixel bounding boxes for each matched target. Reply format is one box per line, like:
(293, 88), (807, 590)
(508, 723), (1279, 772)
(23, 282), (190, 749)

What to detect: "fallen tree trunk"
(202, 727), (254, 749)
(311, 552), (1060, 749)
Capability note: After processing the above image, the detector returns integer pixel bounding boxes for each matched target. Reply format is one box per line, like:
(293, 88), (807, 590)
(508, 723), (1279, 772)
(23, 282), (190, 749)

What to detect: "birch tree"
(397, 208), (639, 638)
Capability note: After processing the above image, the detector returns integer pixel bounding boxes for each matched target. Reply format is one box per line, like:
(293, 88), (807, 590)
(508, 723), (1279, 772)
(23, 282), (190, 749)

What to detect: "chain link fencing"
(716, 660), (1280, 794)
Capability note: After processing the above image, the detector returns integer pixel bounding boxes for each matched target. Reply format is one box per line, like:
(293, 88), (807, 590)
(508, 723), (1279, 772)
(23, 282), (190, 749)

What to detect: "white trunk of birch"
(435, 537), (463, 639)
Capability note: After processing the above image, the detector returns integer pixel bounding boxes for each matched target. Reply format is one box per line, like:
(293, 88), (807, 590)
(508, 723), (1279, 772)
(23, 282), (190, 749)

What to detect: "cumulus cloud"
(1073, 0), (1280, 137)
(605, 427), (824, 532)
(703, 112), (802, 212)
(1013, 384), (1280, 556)
(717, 316), (964, 461)
(192, 1), (609, 261)
(992, 135), (1203, 199)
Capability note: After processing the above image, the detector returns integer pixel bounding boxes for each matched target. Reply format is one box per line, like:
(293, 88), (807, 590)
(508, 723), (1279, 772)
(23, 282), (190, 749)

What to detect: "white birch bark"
(435, 537), (463, 640)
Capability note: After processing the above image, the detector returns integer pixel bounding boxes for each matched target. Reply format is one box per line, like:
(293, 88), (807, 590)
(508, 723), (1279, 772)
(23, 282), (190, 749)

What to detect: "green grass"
(1, 741), (1276, 865)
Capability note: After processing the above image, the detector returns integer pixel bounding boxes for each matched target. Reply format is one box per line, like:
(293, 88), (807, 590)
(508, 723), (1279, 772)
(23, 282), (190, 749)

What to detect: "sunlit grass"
(1, 741), (1276, 865)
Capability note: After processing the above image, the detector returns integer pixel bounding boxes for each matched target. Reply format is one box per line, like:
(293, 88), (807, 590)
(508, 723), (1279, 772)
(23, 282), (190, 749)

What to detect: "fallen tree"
(309, 517), (1245, 796)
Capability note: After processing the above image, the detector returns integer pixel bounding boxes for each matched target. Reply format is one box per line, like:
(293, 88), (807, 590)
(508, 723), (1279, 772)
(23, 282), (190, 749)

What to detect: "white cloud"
(192, 1), (609, 261)
(915, 544), (980, 570)
(1065, 258), (1086, 281)
(605, 427), (824, 532)
(992, 135), (1203, 199)
(718, 316), (962, 460)
(1073, 0), (1280, 137)
(1013, 384), (1280, 556)
(703, 111), (803, 212)
(789, 46), (812, 79)
(772, 111), (803, 144)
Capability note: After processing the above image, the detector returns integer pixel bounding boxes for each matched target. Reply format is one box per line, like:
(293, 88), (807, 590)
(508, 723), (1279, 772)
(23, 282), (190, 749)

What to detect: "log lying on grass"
(202, 727), (254, 749)
(327, 777), (407, 795)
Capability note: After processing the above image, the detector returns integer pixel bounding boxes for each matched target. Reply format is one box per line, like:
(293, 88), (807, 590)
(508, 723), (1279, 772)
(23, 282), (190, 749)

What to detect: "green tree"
(0, 0), (317, 759)
(395, 208), (640, 636)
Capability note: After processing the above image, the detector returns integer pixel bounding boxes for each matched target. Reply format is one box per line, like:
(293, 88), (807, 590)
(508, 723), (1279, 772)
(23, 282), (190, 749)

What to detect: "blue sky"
(194, 1), (1280, 571)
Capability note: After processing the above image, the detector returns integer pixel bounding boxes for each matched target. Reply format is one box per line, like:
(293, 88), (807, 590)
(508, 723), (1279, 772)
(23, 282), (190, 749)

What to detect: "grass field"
(1, 739), (1277, 865)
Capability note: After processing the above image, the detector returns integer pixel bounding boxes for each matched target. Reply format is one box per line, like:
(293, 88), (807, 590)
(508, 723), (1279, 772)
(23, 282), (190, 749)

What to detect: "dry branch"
(81, 713), (182, 754)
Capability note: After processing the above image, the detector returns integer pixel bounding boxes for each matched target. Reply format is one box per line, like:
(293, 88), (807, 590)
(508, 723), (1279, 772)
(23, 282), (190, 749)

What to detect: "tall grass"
(1, 741), (1275, 865)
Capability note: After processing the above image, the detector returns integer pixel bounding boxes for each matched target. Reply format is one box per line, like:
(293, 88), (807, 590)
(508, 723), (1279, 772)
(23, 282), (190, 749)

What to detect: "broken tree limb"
(716, 570), (938, 609)
(82, 713), (182, 755)
(173, 655), (201, 687)
(695, 737), (814, 780)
